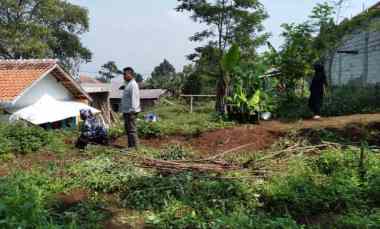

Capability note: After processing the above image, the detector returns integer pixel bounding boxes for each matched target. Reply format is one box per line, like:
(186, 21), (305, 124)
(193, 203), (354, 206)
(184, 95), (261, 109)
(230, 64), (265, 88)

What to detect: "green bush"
(315, 150), (358, 175)
(121, 172), (260, 227)
(0, 171), (57, 228)
(262, 159), (364, 218)
(367, 167), (380, 205)
(0, 133), (12, 155)
(0, 170), (108, 229)
(156, 144), (194, 160)
(0, 123), (71, 155)
(137, 120), (162, 138)
(335, 210), (380, 229)
(322, 86), (380, 116)
(69, 156), (149, 193)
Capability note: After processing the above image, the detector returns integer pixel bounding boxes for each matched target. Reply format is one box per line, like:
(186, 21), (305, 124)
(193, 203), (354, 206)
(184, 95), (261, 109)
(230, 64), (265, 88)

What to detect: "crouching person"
(76, 109), (109, 150)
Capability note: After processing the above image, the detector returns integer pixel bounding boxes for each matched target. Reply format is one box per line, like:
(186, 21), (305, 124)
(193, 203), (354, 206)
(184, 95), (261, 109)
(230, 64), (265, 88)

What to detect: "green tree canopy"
(0, 0), (91, 74)
(176, 0), (268, 114)
(135, 73), (144, 83)
(151, 59), (176, 81)
(98, 61), (122, 82)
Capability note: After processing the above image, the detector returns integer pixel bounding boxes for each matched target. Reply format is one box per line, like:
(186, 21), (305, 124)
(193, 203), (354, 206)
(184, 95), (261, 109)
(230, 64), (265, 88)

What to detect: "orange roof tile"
(0, 59), (57, 102)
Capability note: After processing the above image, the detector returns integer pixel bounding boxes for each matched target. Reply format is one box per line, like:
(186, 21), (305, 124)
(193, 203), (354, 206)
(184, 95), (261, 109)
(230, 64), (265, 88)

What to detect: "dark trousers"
(123, 113), (139, 148)
(309, 95), (323, 116)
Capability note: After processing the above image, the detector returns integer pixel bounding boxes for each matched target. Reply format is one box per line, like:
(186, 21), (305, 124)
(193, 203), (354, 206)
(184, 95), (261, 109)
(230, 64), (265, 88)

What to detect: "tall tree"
(98, 61), (122, 82)
(147, 59), (176, 88)
(135, 73), (144, 83)
(277, 23), (316, 98)
(151, 59), (176, 81)
(0, 0), (91, 74)
(176, 0), (268, 114)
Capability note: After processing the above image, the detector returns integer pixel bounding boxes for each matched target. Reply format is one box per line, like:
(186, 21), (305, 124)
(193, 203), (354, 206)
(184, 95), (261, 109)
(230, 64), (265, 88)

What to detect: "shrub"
(0, 133), (12, 155)
(335, 210), (380, 229)
(315, 150), (358, 175)
(367, 167), (380, 205)
(0, 123), (72, 155)
(121, 172), (260, 228)
(0, 171), (65, 228)
(137, 120), (162, 138)
(69, 156), (149, 193)
(322, 86), (380, 116)
(156, 144), (194, 160)
(261, 159), (364, 218)
(0, 170), (109, 229)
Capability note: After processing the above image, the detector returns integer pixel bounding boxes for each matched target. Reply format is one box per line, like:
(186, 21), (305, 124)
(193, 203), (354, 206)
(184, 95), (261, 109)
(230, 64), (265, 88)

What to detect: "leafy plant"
(137, 120), (162, 138)
(0, 123), (71, 155)
(69, 156), (149, 193)
(156, 144), (194, 161)
(227, 66), (277, 122)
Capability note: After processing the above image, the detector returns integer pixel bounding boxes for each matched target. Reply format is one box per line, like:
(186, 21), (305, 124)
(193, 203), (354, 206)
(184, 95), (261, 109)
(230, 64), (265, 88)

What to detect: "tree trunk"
(215, 72), (228, 115)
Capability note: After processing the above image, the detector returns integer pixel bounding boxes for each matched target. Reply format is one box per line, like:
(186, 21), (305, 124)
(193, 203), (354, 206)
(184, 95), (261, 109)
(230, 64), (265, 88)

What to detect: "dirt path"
(261, 113), (380, 131)
(132, 113), (380, 155)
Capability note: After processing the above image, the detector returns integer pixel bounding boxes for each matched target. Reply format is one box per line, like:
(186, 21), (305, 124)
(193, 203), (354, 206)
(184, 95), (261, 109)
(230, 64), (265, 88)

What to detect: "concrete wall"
(13, 74), (73, 109)
(329, 21), (380, 86)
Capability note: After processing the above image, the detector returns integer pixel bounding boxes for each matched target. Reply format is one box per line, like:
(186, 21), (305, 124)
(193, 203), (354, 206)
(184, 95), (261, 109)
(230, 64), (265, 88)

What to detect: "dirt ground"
(114, 113), (380, 155)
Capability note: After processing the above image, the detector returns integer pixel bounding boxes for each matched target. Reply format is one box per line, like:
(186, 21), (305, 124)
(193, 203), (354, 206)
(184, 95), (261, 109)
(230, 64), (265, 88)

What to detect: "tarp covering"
(10, 94), (99, 125)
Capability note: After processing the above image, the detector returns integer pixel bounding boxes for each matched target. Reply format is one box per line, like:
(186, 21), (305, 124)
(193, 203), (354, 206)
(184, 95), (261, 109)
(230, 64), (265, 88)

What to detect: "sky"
(69, 0), (379, 78)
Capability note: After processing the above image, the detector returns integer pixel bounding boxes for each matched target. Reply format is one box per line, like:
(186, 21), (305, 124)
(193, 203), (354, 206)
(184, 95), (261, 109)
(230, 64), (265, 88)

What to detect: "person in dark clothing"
(309, 63), (328, 120)
(75, 109), (108, 149)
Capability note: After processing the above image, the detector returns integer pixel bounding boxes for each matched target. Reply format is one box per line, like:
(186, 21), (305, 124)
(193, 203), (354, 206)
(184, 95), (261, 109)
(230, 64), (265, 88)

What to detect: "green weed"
(69, 156), (150, 193)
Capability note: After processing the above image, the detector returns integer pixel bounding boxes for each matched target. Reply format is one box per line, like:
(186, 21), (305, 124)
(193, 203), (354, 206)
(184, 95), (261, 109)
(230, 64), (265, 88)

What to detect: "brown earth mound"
(191, 126), (281, 155)
(56, 188), (89, 208)
(116, 125), (283, 156)
(0, 167), (8, 177)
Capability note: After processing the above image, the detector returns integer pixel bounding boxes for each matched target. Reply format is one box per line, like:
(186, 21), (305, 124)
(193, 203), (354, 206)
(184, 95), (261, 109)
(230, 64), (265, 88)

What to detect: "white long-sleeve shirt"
(121, 79), (141, 113)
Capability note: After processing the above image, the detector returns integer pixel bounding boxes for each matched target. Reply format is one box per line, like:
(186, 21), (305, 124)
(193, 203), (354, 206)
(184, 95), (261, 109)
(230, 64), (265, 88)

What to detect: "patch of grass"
(155, 144), (194, 161)
(140, 100), (234, 136)
(121, 172), (261, 227)
(322, 86), (380, 117)
(0, 123), (72, 155)
(69, 155), (150, 193)
(334, 209), (380, 229)
(260, 149), (380, 227)
(0, 169), (108, 229)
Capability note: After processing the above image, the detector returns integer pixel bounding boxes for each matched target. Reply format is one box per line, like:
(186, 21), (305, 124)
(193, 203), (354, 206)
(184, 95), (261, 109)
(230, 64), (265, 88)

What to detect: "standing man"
(121, 67), (141, 149)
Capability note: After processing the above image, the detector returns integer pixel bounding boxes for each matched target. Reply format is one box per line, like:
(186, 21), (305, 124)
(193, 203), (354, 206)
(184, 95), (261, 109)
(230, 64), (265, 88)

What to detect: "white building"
(0, 59), (97, 128)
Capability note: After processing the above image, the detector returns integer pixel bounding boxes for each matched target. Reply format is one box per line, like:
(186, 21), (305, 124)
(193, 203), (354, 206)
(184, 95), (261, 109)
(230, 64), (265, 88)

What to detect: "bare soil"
(0, 167), (8, 177)
(56, 188), (89, 208)
(114, 113), (380, 156)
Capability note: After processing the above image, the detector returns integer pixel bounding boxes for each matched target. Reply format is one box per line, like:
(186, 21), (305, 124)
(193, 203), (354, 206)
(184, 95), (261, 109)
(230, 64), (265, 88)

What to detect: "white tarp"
(10, 94), (99, 125)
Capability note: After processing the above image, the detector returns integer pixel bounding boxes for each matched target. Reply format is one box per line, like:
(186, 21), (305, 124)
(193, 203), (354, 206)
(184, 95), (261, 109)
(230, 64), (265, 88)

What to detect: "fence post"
(190, 96), (194, 113)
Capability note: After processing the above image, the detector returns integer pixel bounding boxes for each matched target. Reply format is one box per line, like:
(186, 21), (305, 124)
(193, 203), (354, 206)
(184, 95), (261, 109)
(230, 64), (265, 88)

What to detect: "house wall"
(329, 21), (380, 86)
(13, 73), (74, 110)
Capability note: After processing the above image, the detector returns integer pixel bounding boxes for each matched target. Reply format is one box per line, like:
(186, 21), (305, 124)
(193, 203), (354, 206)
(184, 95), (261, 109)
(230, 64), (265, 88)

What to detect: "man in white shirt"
(121, 67), (141, 149)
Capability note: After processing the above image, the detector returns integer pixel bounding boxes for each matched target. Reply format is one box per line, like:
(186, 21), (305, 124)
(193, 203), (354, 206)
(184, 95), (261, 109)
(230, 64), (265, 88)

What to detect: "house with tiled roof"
(0, 59), (98, 128)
